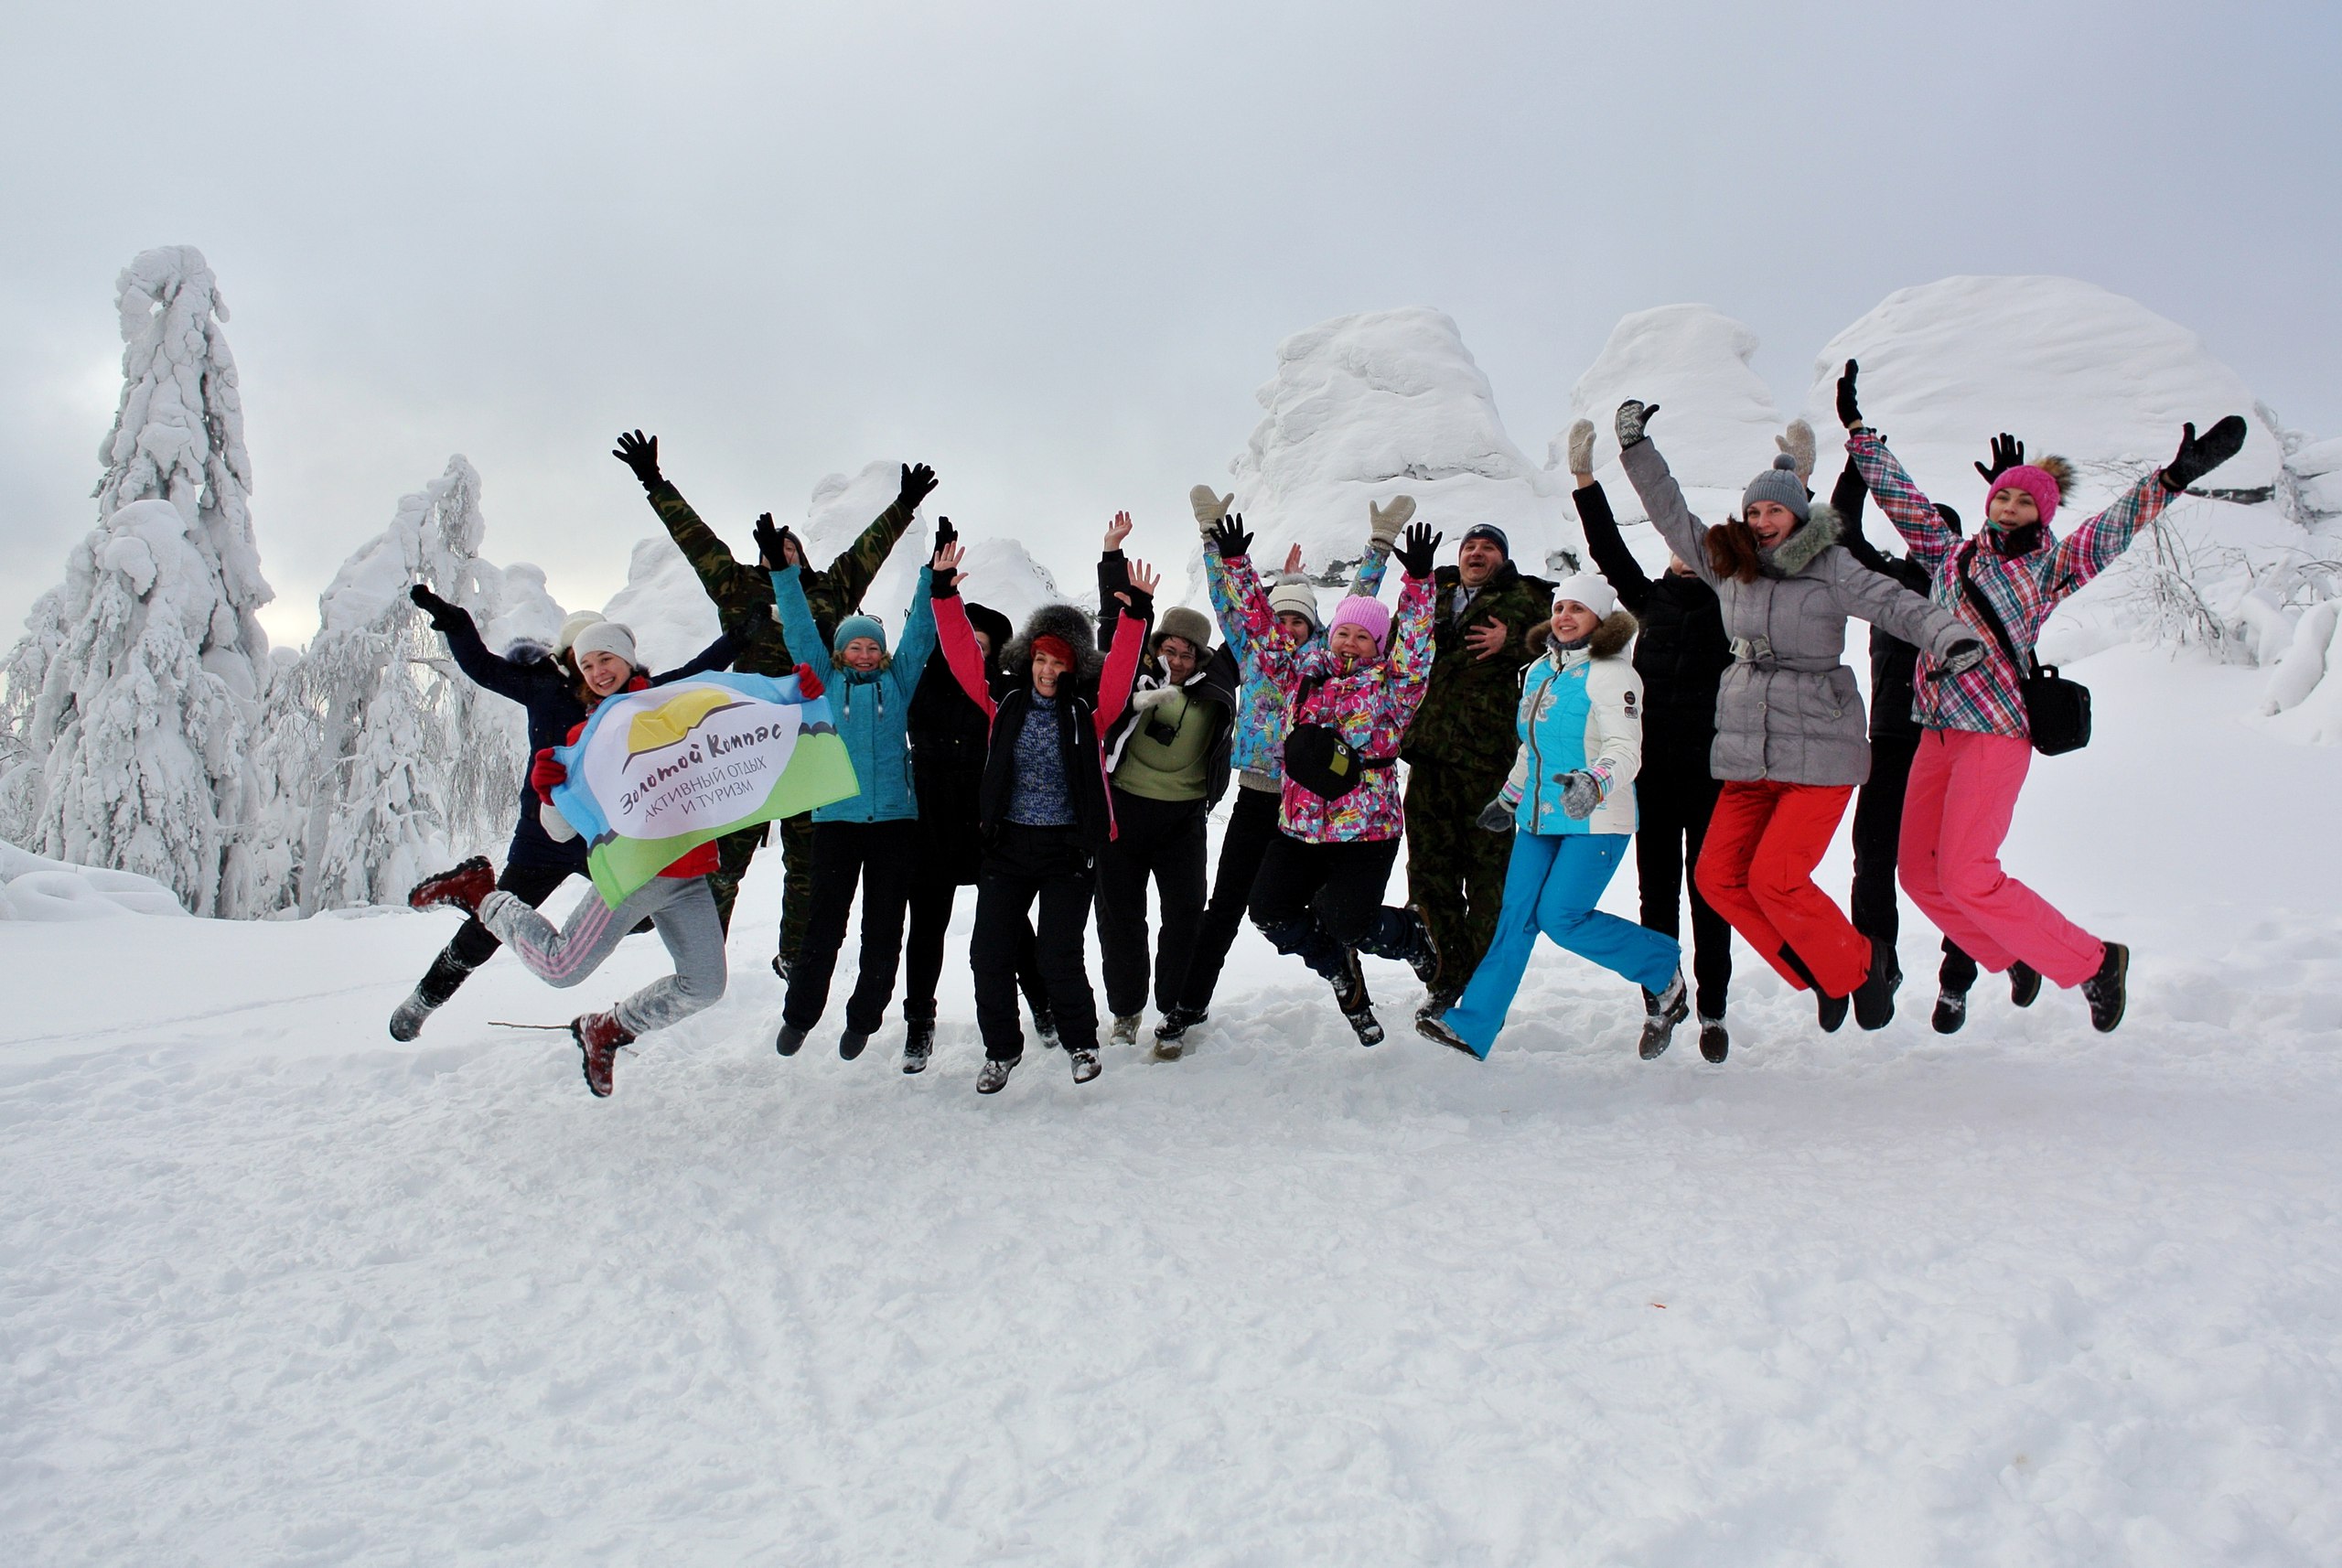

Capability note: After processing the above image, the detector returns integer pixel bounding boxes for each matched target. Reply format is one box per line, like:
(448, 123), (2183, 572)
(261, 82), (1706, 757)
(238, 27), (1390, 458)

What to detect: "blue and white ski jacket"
(1499, 610), (1644, 838)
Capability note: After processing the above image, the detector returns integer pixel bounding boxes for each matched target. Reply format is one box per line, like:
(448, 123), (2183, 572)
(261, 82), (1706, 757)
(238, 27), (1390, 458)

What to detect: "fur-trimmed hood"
(1005, 602), (1106, 690)
(1757, 502), (1843, 578)
(1527, 607), (1638, 660)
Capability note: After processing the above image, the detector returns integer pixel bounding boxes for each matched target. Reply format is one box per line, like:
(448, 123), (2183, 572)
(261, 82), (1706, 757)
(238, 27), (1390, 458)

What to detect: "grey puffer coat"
(1621, 437), (1971, 787)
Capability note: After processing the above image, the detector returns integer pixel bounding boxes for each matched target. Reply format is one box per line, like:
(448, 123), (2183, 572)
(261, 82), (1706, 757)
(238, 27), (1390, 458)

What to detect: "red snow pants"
(1695, 780), (1868, 998)
(1897, 728), (2104, 988)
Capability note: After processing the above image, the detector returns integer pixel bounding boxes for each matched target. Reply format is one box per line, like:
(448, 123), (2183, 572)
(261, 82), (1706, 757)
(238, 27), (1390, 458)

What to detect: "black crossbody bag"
(1283, 675), (1394, 800)
(1955, 543), (2090, 757)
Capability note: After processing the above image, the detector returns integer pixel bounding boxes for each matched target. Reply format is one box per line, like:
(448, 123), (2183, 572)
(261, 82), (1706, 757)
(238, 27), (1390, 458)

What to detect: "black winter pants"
(1403, 757), (1514, 993)
(436, 859), (575, 984)
(972, 825), (1100, 1061)
(1850, 732), (1976, 993)
(1249, 833), (1413, 983)
(1633, 732), (1734, 1020)
(1173, 784), (1283, 1013)
(1094, 789), (1209, 1018)
(902, 870), (1047, 1026)
(785, 820), (917, 1035)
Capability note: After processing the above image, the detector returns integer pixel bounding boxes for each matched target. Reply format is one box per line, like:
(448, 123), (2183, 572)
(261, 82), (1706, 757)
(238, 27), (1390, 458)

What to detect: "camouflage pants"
(710, 811), (815, 962)
(1403, 757), (1514, 994)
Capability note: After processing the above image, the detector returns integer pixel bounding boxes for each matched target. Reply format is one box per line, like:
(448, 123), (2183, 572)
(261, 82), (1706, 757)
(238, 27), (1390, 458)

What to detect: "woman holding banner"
(407, 620), (837, 1097)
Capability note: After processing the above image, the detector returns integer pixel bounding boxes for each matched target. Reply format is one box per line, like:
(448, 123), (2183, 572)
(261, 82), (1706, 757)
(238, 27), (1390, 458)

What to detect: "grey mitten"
(1190, 485), (1234, 535)
(1776, 419), (1817, 484)
(1938, 639), (1986, 677)
(1615, 399), (1660, 449)
(1560, 770), (1605, 821)
(1367, 495), (1416, 553)
(1566, 419), (1597, 477)
(1476, 796), (1516, 832)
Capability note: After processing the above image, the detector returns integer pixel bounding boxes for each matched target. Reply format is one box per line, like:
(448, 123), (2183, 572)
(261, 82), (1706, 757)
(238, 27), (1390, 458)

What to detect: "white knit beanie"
(570, 619), (639, 668)
(554, 610), (606, 656)
(1552, 573), (1617, 619)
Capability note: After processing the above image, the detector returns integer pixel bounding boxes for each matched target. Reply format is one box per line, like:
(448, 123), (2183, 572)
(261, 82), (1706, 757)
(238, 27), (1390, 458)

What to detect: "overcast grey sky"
(3, 0), (2334, 649)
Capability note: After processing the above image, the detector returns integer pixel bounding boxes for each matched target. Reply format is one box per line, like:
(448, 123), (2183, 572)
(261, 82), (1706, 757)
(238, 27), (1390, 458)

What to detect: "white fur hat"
(570, 619), (639, 668)
(1552, 572), (1617, 619)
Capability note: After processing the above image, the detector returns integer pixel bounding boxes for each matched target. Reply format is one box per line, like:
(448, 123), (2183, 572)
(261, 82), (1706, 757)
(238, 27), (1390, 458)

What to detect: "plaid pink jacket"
(1847, 431), (2173, 739)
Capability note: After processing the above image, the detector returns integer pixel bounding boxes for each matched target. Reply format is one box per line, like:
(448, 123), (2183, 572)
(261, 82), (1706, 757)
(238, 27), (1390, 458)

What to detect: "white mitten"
(1367, 495), (1416, 551)
(1565, 419), (1597, 477)
(1190, 486), (1234, 534)
(1777, 419), (1817, 484)
(540, 801), (579, 843)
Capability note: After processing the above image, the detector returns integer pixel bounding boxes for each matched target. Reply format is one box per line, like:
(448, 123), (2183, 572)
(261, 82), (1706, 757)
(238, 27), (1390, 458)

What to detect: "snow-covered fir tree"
(0, 247), (274, 915)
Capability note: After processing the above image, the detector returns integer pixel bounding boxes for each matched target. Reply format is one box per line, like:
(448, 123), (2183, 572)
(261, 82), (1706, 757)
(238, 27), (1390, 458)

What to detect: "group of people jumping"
(391, 362), (2250, 1098)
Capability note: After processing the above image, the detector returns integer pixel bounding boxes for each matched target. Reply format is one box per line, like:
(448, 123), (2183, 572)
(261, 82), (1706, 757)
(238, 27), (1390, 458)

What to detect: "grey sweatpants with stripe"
(480, 875), (728, 1036)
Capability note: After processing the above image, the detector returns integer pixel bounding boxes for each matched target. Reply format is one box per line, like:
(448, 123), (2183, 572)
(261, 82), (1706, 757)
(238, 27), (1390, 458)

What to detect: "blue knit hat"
(1741, 453), (1811, 521)
(1460, 522), (1509, 557)
(832, 613), (886, 654)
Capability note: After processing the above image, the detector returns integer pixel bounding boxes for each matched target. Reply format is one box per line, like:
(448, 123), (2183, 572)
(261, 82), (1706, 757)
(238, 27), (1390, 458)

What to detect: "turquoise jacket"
(770, 564), (936, 824)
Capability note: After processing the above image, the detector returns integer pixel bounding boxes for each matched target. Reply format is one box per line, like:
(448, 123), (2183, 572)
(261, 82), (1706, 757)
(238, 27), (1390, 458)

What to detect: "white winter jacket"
(1499, 611), (1643, 837)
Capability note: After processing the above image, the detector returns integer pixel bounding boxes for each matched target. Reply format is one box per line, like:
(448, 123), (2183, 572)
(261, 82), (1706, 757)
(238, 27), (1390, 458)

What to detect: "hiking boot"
(1931, 988), (1968, 1035)
(2082, 942), (2129, 1034)
(390, 950), (476, 1041)
(1415, 1009), (1480, 1059)
(2009, 961), (2043, 1008)
(1109, 1014), (1142, 1047)
(1403, 907), (1441, 987)
(1638, 971), (1690, 1060)
(571, 1010), (632, 1098)
(1154, 1005), (1206, 1060)
(838, 1027), (871, 1061)
(408, 855), (495, 916)
(1697, 1015), (1729, 1063)
(1414, 988), (1460, 1025)
(1816, 989), (1850, 1033)
(903, 1021), (933, 1074)
(1853, 940), (1901, 1032)
(1069, 1047), (1101, 1084)
(775, 1022), (809, 1057)
(976, 1055), (1021, 1094)
(1031, 1007), (1060, 1050)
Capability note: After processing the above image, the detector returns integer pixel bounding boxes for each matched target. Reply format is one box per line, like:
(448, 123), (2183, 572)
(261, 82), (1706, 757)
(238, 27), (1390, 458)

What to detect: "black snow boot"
(1931, 988), (1969, 1035)
(2008, 961), (2043, 1008)
(1153, 1005), (1207, 1059)
(389, 949), (476, 1042)
(902, 1020), (934, 1074)
(2082, 942), (2129, 1034)
(1781, 944), (1847, 1033)
(1031, 1006), (1061, 1051)
(1698, 1016), (1729, 1063)
(1638, 971), (1690, 1060)
(838, 1027), (871, 1061)
(1330, 948), (1381, 1046)
(1853, 939), (1901, 1032)
(775, 1022), (809, 1057)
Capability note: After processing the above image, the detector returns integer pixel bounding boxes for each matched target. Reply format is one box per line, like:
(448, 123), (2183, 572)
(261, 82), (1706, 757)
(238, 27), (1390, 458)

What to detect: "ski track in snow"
(4, 653), (2340, 1566)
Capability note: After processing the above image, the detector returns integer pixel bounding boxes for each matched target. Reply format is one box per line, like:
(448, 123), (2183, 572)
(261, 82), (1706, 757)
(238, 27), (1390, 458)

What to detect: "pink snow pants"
(1897, 728), (2103, 988)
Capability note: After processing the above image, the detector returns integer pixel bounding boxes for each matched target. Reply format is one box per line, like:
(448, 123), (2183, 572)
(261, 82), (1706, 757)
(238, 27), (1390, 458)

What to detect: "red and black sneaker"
(571, 1010), (633, 1098)
(408, 854), (496, 916)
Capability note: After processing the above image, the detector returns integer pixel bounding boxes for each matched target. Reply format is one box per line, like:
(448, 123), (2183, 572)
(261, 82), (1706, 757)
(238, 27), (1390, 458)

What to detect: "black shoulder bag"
(1283, 674), (1394, 800)
(1954, 543), (2090, 757)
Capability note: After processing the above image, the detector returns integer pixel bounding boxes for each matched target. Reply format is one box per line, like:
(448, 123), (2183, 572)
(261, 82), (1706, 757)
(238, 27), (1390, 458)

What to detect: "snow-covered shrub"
(0, 837), (188, 920)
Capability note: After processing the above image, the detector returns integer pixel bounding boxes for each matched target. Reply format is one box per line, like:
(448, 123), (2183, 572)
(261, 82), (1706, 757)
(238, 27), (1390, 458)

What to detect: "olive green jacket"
(643, 480), (917, 675)
(1399, 560), (1555, 774)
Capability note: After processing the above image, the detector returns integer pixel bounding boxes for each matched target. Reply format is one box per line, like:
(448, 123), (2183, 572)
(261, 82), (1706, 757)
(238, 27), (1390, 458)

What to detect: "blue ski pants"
(1444, 832), (1681, 1058)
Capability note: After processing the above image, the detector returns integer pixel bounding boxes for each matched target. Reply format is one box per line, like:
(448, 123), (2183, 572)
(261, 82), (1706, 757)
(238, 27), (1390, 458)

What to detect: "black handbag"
(1955, 544), (2091, 757)
(1283, 677), (1394, 800)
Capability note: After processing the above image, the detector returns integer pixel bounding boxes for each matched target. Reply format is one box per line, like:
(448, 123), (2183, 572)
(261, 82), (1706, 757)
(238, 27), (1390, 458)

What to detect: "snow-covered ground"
(4, 649), (2338, 1565)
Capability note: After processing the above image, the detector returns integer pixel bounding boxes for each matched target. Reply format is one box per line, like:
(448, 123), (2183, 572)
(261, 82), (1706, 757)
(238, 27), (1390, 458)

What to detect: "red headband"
(1032, 634), (1076, 668)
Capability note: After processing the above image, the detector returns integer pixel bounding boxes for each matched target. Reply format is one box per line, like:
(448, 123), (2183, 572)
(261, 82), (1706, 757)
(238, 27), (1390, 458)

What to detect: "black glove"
(898, 462), (940, 510)
(1208, 514), (1252, 561)
(408, 584), (462, 631)
(1614, 399), (1660, 449)
(1939, 638), (1986, 677)
(750, 512), (788, 568)
(1835, 360), (1863, 429)
(1394, 520), (1441, 579)
(613, 429), (661, 489)
(2160, 415), (2248, 492)
(933, 514), (958, 551)
(929, 555), (961, 598)
(1975, 433), (2025, 486)
(1475, 797), (1515, 832)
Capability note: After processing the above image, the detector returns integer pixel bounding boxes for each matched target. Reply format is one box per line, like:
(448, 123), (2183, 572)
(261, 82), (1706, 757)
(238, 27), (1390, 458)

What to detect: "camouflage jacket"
(1399, 560), (1555, 773)
(643, 479), (917, 675)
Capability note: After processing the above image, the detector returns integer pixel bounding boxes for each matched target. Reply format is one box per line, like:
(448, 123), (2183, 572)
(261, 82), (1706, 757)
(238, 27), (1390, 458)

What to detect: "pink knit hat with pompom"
(1327, 595), (1392, 653)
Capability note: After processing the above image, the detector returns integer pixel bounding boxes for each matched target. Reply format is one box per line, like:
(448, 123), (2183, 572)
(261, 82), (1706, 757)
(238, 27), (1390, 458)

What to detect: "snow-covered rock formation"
(0, 838), (187, 920)
(1557, 304), (1789, 499)
(1219, 308), (1567, 599)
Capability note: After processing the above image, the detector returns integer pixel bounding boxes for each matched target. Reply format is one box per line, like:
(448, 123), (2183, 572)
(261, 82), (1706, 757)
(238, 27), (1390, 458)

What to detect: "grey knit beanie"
(1741, 453), (1811, 521)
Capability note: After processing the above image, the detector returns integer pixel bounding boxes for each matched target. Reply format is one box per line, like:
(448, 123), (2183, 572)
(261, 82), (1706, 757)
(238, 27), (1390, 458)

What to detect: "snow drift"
(0, 838), (187, 920)
(1559, 304), (1789, 497)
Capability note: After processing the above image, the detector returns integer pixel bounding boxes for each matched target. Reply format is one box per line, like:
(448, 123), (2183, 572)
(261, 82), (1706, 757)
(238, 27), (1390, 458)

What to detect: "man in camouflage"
(611, 430), (938, 969)
(1400, 522), (1552, 1011)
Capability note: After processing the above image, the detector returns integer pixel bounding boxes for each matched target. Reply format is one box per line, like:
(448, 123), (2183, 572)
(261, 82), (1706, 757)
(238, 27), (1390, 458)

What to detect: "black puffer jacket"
(1574, 479), (1730, 746)
(908, 601), (1015, 884)
(1831, 461), (1935, 746)
(439, 611), (736, 870)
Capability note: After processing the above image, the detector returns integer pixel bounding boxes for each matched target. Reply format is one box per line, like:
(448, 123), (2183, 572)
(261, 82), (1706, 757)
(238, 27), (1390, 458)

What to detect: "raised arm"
(1095, 511), (1135, 652)
(1205, 515), (1299, 693)
(1384, 522), (1442, 729)
(890, 567), (941, 695)
(1845, 431), (1957, 572)
(1572, 479), (1655, 612)
(767, 563), (825, 671)
(650, 630), (739, 685)
(926, 552), (996, 721)
(412, 586), (541, 704)
(1348, 495), (1409, 596)
(1615, 408), (1722, 590)
(1095, 557), (1158, 733)
(611, 430), (757, 612)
